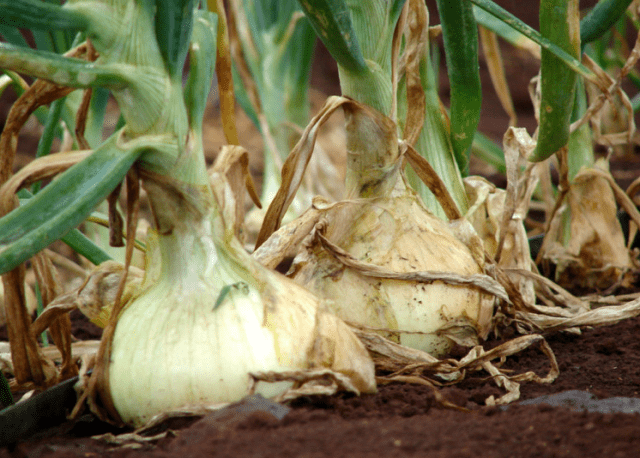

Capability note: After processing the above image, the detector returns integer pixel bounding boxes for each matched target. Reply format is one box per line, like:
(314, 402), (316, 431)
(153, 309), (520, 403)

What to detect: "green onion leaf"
(580, 0), (634, 46)
(17, 189), (112, 266)
(34, 283), (48, 346)
(0, 42), (130, 90)
(531, 0), (580, 162)
(472, 6), (535, 52)
(469, 0), (594, 81)
(184, 10), (218, 128)
(154, 0), (196, 78)
(296, 0), (368, 75)
(0, 0), (88, 32)
(0, 135), (143, 274)
(472, 132), (506, 175)
(436, 0), (482, 174)
(0, 25), (29, 48)
(35, 99), (64, 160)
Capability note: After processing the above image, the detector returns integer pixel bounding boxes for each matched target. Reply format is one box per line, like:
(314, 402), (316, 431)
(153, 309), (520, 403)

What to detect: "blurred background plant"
(226, 0), (344, 239)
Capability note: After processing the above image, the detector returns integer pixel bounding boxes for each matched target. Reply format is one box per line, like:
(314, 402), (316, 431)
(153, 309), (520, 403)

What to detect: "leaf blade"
(0, 136), (142, 274)
(531, 0), (580, 162)
(296, 0), (368, 75)
(154, 0), (197, 78)
(436, 0), (482, 174)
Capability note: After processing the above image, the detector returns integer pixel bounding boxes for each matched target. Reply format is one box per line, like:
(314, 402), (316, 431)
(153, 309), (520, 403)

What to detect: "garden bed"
(2, 1), (640, 455)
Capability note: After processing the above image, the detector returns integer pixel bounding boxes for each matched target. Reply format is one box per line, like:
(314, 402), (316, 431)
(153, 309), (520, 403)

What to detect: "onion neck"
(342, 102), (400, 200)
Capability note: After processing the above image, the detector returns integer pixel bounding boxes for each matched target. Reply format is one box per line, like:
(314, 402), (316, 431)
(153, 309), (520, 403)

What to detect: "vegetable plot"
(1, 0), (640, 436)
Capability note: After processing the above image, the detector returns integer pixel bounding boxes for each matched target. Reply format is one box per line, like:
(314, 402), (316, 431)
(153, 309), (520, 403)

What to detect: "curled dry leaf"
(249, 368), (363, 402)
(464, 126), (540, 307)
(520, 293), (640, 332)
(355, 328), (558, 405)
(207, 145), (261, 244)
(32, 261), (145, 331)
(580, 52), (638, 153)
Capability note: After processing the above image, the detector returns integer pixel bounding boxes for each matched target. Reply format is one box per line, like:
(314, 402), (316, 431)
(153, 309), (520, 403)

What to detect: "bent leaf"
(0, 134), (143, 274)
(17, 190), (112, 266)
(469, 0), (594, 82)
(0, 0), (88, 32)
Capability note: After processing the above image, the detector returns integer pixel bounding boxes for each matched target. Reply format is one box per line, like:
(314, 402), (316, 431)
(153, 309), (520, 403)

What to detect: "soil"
(2, 312), (640, 458)
(3, 1), (640, 457)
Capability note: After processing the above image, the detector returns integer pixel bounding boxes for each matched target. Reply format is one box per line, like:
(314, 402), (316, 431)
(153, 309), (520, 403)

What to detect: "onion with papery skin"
(256, 98), (495, 357)
(290, 189), (494, 355)
(102, 146), (375, 428)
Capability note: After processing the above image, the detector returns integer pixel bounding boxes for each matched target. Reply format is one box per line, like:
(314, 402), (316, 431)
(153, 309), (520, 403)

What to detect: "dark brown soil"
(3, 314), (640, 458)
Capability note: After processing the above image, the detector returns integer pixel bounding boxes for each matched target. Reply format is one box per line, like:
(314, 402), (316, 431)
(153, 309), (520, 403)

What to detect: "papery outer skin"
(108, 206), (375, 428)
(547, 165), (634, 290)
(464, 176), (536, 305)
(291, 190), (491, 357)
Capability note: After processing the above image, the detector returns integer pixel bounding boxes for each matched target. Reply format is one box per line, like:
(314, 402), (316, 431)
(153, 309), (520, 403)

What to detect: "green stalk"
(567, 78), (594, 181)
(233, 0), (315, 205)
(31, 98), (65, 194)
(531, 0), (580, 162)
(35, 98), (65, 159)
(331, 0), (400, 197)
(561, 79), (594, 248)
(33, 283), (48, 347)
(298, 0), (398, 115)
(471, 132), (506, 174)
(435, 0), (481, 175)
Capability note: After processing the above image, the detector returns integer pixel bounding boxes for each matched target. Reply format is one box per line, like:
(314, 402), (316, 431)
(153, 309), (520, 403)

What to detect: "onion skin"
(291, 189), (492, 357)
(106, 164), (375, 428)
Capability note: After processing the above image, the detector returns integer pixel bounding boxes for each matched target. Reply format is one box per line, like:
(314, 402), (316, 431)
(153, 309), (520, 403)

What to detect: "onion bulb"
(256, 98), (495, 357)
(289, 187), (494, 356)
(100, 146), (375, 427)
